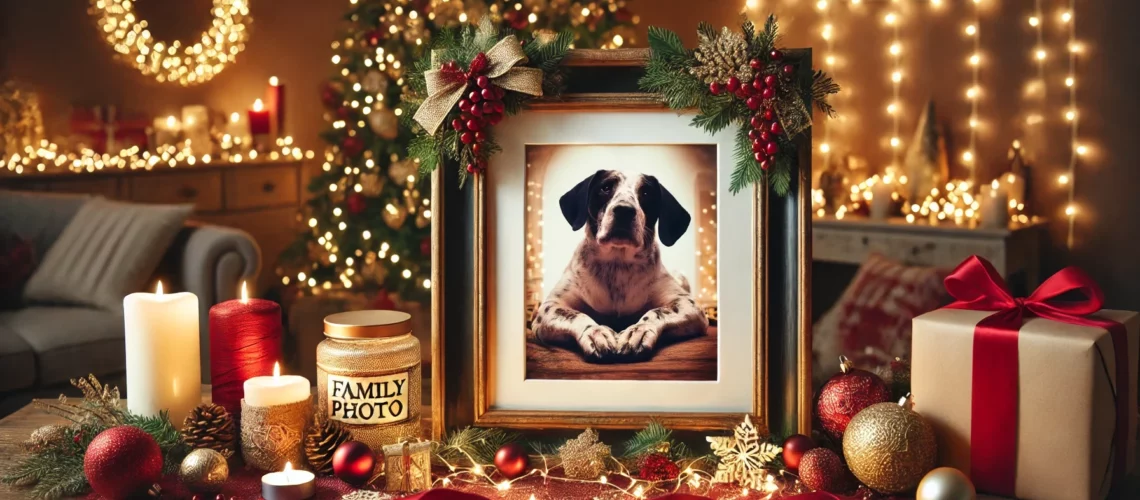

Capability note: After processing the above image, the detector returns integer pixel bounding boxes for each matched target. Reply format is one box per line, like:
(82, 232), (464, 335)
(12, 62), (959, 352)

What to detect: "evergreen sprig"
(640, 15), (838, 196)
(619, 420), (693, 461)
(1, 377), (187, 499)
(435, 426), (521, 465)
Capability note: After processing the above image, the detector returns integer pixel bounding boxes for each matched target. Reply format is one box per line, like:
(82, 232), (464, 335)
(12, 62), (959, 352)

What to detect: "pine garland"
(0, 376), (187, 499)
(640, 15), (839, 196)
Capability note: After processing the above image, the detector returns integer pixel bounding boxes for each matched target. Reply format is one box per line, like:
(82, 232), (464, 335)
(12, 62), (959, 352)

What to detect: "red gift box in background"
(69, 106), (149, 153)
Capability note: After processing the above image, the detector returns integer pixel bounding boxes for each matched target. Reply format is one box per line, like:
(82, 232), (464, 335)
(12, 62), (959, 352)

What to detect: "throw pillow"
(0, 232), (36, 309)
(22, 198), (193, 313)
(813, 253), (947, 383)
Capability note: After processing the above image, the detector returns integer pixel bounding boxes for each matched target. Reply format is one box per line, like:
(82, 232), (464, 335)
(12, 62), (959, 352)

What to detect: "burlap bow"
(412, 35), (544, 135)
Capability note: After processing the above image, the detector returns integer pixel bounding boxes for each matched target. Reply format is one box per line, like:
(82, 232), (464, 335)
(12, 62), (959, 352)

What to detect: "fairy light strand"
(964, 1), (981, 186)
(818, 1), (834, 161)
(1063, 2), (1080, 247)
(885, 8), (903, 167)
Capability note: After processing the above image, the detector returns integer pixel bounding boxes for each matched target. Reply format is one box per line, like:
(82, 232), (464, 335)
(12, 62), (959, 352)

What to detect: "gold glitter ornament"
(382, 203), (408, 229)
(916, 467), (977, 500)
(358, 171), (385, 197)
(843, 396), (937, 494)
(179, 448), (229, 493)
(362, 70), (388, 95)
(387, 159), (417, 184)
(706, 414), (782, 490)
(369, 106), (399, 140)
(558, 428), (611, 479)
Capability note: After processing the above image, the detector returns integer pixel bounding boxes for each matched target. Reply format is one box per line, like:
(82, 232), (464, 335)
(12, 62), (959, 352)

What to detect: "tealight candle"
(261, 462), (315, 500)
(243, 362), (310, 407)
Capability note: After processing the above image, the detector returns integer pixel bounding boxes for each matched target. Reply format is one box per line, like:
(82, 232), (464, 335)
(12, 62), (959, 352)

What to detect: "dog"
(530, 169), (709, 362)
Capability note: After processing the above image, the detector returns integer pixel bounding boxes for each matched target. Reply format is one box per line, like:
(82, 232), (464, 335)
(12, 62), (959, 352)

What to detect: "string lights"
(1, 138), (311, 176)
(817, 1), (835, 162)
(87, 0), (251, 86)
(1057, 2), (1080, 248)
(885, 7), (904, 170)
(1026, 0), (1047, 131)
(963, 0), (982, 186)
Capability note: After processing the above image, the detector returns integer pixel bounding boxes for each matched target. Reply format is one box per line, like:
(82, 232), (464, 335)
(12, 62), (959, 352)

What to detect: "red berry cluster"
(445, 58), (507, 174)
(707, 50), (796, 170)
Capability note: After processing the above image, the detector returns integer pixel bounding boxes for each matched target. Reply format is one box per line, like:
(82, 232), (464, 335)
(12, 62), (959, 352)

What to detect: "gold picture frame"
(431, 48), (812, 439)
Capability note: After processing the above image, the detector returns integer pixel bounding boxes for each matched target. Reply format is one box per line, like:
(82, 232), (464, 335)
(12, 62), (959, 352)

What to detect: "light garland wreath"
(640, 15), (840, 196)
(88, 0), (252, 86)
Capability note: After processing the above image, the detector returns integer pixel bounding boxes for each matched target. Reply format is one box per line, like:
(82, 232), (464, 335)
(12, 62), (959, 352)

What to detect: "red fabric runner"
(942, 255), (1130, 495)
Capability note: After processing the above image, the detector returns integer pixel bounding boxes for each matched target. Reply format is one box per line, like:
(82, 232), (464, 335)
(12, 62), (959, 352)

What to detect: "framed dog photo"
(431, 49), (812, 437)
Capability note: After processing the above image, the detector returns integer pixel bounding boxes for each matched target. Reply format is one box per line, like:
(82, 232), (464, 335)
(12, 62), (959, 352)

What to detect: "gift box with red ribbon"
(912, 255), (1138, 500)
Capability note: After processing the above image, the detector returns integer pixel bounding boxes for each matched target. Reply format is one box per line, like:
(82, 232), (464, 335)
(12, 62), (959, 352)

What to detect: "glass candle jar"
(317, 310), (422, 449)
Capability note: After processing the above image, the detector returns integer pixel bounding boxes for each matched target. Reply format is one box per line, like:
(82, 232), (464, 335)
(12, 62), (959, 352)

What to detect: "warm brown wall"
(3, 0), (1139, 308)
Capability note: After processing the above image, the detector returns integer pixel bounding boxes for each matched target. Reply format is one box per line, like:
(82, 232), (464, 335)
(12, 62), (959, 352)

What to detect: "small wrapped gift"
(913, 256), (1138, 500)
(382, 439), (431, 492)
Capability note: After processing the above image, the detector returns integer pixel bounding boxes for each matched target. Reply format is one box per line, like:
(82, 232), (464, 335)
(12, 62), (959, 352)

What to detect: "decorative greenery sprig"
(640, 15), (839, 196)
(1, 375), (188, 499)
(405, 19), (572, 185)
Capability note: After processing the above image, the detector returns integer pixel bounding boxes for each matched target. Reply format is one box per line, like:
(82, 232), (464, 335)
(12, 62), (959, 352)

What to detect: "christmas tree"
(281, 0), (637, 302)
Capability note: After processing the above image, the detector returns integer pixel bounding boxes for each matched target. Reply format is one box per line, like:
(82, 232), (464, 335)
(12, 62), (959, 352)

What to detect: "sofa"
(0, 191), (261, 393)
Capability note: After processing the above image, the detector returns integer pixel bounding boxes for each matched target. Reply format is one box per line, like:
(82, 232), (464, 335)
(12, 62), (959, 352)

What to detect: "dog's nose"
(611, 204), (636, 222)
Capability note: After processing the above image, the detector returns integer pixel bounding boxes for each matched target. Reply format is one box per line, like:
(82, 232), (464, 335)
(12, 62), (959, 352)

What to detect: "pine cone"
(181, 403), (236, 455)
(690, 27), (751, 84)
(24, 424), (69, 453)
(305, 416), (352, 475)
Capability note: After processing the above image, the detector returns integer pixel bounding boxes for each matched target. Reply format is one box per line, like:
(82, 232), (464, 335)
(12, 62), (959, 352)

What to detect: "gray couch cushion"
(0, 322), (36, 392)
(0, 190), (90, 262)
(0, 307), (124, 386)
(22, 198), (193, 313)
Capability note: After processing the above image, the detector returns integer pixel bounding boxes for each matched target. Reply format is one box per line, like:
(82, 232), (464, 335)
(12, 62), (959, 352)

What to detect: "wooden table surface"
(3, 388), (1139, 499)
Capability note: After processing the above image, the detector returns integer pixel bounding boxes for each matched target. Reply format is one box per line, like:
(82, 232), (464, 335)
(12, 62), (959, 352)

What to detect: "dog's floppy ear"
(559, 170), (604, 231)
(654, 177), (690, 247)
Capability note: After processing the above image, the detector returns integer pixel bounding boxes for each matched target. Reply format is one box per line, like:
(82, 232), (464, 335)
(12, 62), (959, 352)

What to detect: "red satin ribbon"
(943, 255), (1130, 495)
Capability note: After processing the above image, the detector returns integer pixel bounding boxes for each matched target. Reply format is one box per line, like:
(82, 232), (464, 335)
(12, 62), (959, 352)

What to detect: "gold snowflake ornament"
(706, 415), (782, 490)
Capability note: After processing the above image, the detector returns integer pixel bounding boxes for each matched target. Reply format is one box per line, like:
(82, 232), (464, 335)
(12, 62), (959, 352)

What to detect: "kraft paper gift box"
(912, 260), (1139, 500)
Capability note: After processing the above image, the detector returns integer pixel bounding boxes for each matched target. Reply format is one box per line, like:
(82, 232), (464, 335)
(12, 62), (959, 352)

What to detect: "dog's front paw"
(577, 324), (619, 360)
(617, 322), (660, 357)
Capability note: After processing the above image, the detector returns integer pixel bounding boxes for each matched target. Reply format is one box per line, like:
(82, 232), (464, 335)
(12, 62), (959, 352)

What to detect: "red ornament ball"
(332, 441), (376, 486)
(420, 236), (432, 256)
(341, 135), (364, 158)
(346, 192), (367, 215)
(781, 434), (816, 471)
(637, 453), (681, 481)
(84, 426), (163, 500)
(817, 356), (892, 440)
(799, 448), (853, 494)
(493, 443), (530, 479)
(364, 29), (384, 47)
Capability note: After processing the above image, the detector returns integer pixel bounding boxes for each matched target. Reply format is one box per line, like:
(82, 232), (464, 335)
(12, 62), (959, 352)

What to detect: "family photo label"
(326, 372), (410, 425)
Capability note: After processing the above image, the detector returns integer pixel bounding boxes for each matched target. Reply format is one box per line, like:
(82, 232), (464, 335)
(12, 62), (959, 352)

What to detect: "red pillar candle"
(266, 76), (286, 138)
(209, 282), (283, 418)
(248, 99), (271, 136)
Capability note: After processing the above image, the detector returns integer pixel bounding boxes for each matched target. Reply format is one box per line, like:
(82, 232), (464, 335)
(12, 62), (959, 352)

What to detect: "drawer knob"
(177, 186), (199, 198)
(262, 182), (276, 193)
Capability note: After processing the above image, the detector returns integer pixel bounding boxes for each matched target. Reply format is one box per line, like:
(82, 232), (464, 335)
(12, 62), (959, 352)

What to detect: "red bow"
(943, 255), (1128, 495)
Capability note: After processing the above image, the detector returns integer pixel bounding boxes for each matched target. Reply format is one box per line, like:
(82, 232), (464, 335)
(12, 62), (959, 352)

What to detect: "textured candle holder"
(241, 398), (312, 471)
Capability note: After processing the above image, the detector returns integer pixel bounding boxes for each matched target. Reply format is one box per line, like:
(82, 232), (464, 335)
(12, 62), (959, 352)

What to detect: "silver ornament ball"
(916, 467), (976, 500)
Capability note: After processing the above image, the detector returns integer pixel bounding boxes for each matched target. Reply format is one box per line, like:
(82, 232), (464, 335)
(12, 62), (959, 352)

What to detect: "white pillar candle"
(869, 177), (894, 220)
(980, 179), (1009, 229)
(244, 362), (311, 407)
(123, 281), (201, 426)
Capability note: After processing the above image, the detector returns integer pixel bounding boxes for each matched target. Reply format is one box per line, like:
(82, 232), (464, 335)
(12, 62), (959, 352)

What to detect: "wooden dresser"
(0, 160), (307, 292)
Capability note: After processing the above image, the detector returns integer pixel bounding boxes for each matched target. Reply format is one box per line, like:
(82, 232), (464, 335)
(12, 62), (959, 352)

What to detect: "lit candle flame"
(156, 281), (164, 295)
(240, 281), (249, 304)
(991, 179), (1001, 190)
(253, 99), (264, 112)
(283, 461), (293, 472)
(273, 361), (281, 378)
(165, 115), (177, 128)
(230, 112), (240, 123)
(269, 76), (279, 86)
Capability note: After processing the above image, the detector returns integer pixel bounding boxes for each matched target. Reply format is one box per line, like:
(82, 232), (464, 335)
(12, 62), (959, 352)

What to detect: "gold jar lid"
(323, 310), (412, 339)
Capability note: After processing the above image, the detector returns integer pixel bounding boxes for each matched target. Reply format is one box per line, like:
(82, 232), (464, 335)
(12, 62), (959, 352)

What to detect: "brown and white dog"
(530, 169), (709, 362)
